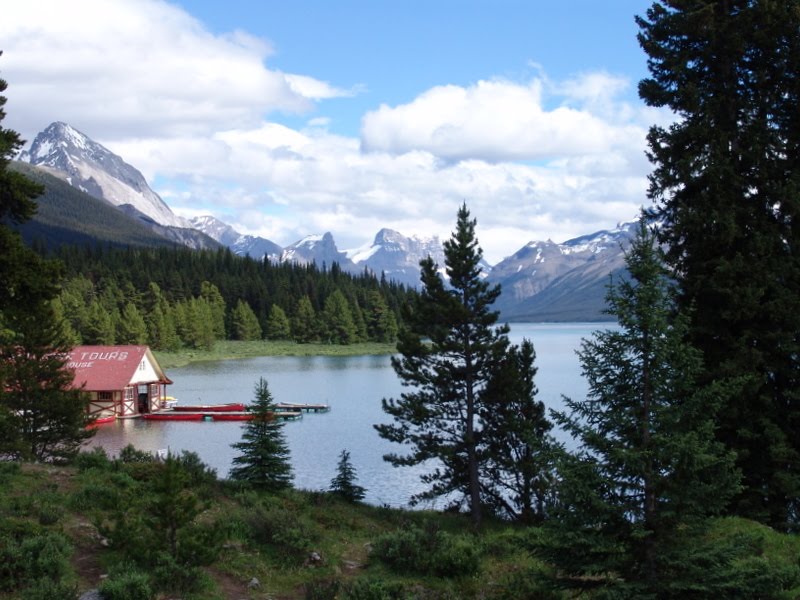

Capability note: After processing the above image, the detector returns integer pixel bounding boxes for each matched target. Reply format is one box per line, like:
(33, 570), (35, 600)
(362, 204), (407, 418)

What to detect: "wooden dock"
(142, 410), (303, 422)
(274, 402), (330, 413)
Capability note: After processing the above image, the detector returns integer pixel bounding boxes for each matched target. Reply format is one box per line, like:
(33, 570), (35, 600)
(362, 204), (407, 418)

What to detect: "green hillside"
(8, 161), (179, 250)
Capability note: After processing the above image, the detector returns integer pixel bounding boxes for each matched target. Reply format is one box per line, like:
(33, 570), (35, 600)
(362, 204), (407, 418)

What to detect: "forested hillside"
(53, 244), (411, 349)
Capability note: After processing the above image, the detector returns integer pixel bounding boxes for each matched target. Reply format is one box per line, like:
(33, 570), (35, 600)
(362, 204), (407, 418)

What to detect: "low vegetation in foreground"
(0, 451), (798, 600)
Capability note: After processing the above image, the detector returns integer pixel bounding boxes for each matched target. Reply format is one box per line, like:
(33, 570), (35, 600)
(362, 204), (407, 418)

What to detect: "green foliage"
(20, 578), (78, 600)
(482, 338), (556, 523)
(230, 377), (293, 490)
(72, 446), (111, 472)
(638, 0), (800, 529)
(372, 522), (481, 578)
(265, 303), (292, 339)
(234, 499), (317, 564)
(97, 566), (153, 600)
(322, 289), (358, 344)
(343, 578), (409, 600)
(231, 298), (262, 340)
(539, 221), (741, 596)
(0, 530), (72, 592)
(329, 449), (366, 502)
(51, 244), (411, 348)
(377, 204), (511, 526)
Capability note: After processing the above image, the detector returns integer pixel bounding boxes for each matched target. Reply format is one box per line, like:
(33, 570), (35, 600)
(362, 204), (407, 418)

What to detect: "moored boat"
(142, 413), (204, 421)
(172, 403), (246, 412)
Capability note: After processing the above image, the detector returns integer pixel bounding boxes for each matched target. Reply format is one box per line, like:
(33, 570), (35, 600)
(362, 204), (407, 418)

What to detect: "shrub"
(305, 577), (341, 600)
(72, 447), (111, 472)
(239, 502), (317, 564)
(68, 482), (121, 512)
(117, 445), (154, 464)
(21, 578), (78, 600)
(0, 531), (72, 591)
(343, 578), (408, 600)
(372, 523), (480, 577)
(98, 567), (153, 600)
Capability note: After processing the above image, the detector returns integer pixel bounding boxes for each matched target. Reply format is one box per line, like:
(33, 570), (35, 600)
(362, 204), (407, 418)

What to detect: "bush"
(0, 531), (72, 591)
(174, 450), (217, 489)
(116, 445), (154, 464)
(238, 502), (317, 564)
(72, 447), (111, 472)
(21, 578), (78, 600)
(98, 567), (153, 600)
(68, 482), (121, 512)
(372, 523), (480, 577)
(305, 577), (341, 600)
(343, 578), (408, 600)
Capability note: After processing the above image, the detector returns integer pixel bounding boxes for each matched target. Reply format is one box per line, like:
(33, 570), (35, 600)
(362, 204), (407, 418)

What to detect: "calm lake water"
(88, 322), (609, 508)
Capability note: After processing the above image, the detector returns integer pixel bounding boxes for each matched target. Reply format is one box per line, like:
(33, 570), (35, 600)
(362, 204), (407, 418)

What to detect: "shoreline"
(154, 339), (397, 369)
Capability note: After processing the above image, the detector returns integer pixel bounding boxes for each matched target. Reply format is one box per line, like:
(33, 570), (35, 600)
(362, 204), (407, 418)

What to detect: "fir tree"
(322, 290), (357, 345)
(637, 0), (800, 528)
(482, 338), (555, 524)
(292, 295), (318, 343)
(265, 304), (291, 340)
(376, 204), (509, 526)
(329, 449), (366, 502)
(230, 377), (293, 491)
(231, 299), (262, 341)
(118, 302), (148, 345)
(538, 221), (740, 595)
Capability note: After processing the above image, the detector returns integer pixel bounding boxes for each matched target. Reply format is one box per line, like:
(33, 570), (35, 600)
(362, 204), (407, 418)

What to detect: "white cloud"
(0, 0), (663, 264)
(0, 0), (335, 141)
(359, 76), (648, 165)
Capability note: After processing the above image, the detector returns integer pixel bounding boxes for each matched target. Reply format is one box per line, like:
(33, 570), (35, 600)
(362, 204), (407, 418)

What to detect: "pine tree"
(200, 281), (226, 340)
(329, 449), (366, 502)
(482, 338), (555, 524)
(231, 299), (262, 341)
(322, 290), (357, 344)
(230, 378), (293, 491)
(118, 302), (148, 345)
(637, 0), (800, 528)
(538, 221), (740, 595)
(265, 304), (291, 340)
(366, 290), (398, 342)
(376, 204), (509, 526)
(292, 295), (318, 343)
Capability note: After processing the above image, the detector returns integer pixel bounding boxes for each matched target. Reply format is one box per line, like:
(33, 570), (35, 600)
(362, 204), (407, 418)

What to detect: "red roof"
(66, 345), (172, 391)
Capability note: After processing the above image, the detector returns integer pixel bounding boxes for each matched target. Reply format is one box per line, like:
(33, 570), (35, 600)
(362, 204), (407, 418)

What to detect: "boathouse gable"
(66, 345), (172, 422)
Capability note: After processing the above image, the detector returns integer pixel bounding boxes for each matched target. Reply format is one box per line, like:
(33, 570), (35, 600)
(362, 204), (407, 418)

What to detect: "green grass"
(154, 339), (397, 368)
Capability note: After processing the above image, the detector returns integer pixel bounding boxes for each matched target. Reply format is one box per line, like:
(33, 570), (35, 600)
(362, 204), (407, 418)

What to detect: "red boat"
(172, 403), (246, 412)
(142, 413), (204, 421)
(209, 413), (253, 421)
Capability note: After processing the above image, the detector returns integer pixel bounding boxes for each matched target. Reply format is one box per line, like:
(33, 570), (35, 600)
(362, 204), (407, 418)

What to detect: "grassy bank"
(1, 455), (799, 600)
(154, 340), (397, 369)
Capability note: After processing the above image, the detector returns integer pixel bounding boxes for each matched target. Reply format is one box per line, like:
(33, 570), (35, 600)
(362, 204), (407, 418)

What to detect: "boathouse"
(66, 345), (172, 422)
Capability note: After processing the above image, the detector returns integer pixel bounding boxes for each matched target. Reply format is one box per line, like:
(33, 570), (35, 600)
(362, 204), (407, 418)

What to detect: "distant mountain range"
(16, 121), (636, 321)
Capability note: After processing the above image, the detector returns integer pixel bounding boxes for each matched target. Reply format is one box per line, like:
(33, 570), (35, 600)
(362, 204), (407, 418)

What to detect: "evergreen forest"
(51, 244), (409, 349)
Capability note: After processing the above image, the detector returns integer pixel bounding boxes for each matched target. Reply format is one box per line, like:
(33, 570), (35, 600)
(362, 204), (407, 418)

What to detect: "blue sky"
(3, 0), (663, 263)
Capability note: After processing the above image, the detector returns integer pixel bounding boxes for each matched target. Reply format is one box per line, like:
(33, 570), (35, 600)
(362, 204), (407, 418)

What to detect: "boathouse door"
(138, 384), (149, 414)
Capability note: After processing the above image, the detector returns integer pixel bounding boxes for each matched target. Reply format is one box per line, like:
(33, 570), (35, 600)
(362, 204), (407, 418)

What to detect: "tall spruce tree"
(638, 0), (800, 528)
(482, 339), (555, 524)
(375, 204), (509, 526)
(329, 449), (366, 502)
(538, 222), (740, 596)
(230, 377), (293, 491)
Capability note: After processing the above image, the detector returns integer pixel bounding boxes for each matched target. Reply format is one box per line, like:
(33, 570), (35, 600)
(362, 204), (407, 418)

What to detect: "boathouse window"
(124, 387), (134, 402)
(98, 392), (112, 401)
(139, 361), (146, 371)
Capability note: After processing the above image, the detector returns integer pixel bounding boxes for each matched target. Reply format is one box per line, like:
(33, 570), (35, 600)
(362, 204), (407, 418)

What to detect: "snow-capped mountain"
(489, 221), (638, 321)
(190, 215), (282, 260)
(346, 228), (445, 288)
(19, 122), (190, 229)
(282, 232), (359, 273)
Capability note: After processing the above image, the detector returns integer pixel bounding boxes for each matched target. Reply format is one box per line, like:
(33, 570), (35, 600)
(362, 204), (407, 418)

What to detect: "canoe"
(142, 413), (204, 421)
(172, 403), (246, 412)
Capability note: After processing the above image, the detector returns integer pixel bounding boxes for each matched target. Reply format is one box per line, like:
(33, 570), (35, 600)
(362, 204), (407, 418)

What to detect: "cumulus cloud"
(1, 0), (662, 264)
(0, 0), (345, 141)
(360, 75), (648, 165)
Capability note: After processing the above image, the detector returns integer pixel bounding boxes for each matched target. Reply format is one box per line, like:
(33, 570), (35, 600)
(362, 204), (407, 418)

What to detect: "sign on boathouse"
(66, 345), (172, 422)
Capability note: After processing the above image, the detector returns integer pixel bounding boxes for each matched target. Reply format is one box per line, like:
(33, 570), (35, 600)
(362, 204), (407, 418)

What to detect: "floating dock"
(142, 410), (302, 422)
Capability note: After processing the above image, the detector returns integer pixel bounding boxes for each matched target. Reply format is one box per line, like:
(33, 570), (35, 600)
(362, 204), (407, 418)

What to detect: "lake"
(88, 322), (608, 508)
